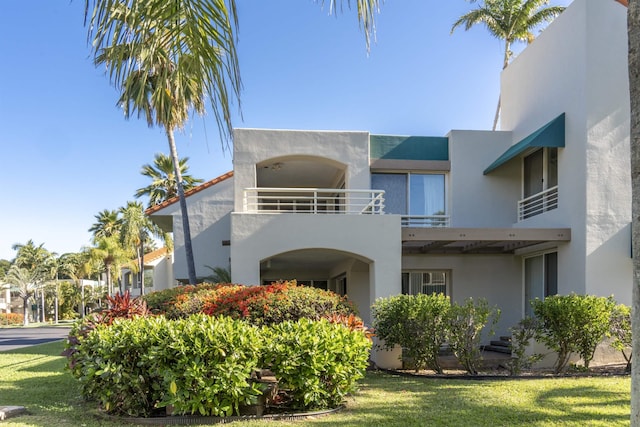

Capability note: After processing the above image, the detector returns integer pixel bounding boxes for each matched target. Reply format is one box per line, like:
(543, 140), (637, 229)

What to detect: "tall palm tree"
(135, 153), (204, 208)
(451, 0), (565, 130)
(88, 209), (121, 240)
(618, 0), (640, 424)
(83, 0), (381, 285)
(119, 201), (170, 295)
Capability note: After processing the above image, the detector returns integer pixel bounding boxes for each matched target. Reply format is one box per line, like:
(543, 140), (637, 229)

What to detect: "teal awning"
(483, 113), (565, 175)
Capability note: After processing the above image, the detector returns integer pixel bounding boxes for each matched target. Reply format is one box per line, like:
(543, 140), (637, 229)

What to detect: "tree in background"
(83, 0), (381, 285)
(4, 265), (45, 326)
(11, 240), (57, 322)
(88, 209), (120, 240)
(451, 0), (565, 130)
(89, 235), (129, 295)
(135, 153), (203, 208)
(58, 251), (97, 318)
(119, 201), (170, 295)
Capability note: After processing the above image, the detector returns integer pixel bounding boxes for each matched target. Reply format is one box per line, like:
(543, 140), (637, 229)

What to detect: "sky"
(0, 0), (573, 261)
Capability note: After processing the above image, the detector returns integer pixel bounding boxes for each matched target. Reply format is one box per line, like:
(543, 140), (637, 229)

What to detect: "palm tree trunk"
(22, 296), (29, 326)
(629, 0), (640, 423)
(166, 127), (197, 285)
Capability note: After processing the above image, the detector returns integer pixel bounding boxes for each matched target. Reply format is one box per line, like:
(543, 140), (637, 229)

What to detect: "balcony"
(518, 186), (558, 221)
(401, 215), (450, 228)
(243, 188), (385, 214)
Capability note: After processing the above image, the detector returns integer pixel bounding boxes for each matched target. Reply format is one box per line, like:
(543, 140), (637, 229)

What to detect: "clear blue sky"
(0, 0), (572, 261)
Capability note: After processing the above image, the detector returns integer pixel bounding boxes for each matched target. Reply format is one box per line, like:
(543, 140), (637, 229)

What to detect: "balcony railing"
(518, 185), (558, 221)
(401, 215), (450, 227)
(243, 188), (385, 214)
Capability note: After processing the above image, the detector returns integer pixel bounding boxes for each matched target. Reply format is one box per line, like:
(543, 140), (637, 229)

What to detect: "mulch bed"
(379, 363), (631, 380)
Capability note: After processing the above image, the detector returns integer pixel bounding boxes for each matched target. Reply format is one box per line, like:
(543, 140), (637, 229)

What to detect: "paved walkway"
(0, 326), (71, 351)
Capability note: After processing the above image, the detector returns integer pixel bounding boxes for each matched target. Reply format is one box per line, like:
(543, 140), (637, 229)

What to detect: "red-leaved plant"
(324, 313), (375, 341)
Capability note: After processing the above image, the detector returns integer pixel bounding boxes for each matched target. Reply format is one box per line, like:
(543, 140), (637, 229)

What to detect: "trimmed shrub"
(448, 298), (500, 375)
(505, 317), (543, 376)
(143, 283), (220, 317)
(67, 316), (167, 416)
(63, 291), (150, 367)
(532, 293), (615, 373)
(372, 293), (451, 373)
(67, 315), (263, 417)
(609, 303), (632, 372)
(159, 315), (263, 416)
(262, 318), (371, 410)
(0, 312), (24, 326)
(202, 281), (356, 325)
(144, 281), (356, 325)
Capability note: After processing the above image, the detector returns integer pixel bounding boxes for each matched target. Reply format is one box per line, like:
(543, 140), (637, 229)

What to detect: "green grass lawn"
(0, 341), (631, 427)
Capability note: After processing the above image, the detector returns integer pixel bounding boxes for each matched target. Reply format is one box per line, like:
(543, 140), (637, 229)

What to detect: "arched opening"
(260, 248), (373, 320)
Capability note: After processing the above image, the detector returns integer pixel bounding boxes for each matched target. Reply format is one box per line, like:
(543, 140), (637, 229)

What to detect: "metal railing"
(401, 215), (450, 227)
(518, 185), (558, 221)
(243, 188), (385, 215)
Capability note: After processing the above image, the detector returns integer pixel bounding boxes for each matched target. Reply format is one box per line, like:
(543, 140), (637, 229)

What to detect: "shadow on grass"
(305, 371), (630, 427)
(0, 344), (631, 427)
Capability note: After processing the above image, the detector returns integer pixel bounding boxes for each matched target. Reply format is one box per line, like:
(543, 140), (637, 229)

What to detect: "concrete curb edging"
(0, 406), (27, 421)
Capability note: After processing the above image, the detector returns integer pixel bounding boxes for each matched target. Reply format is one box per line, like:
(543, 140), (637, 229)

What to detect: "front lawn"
(0, 341), (630, 427)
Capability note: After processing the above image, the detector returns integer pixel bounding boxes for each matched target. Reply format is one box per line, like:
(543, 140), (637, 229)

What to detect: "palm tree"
(119, 201), (170, 295)
(451, 0), (565, 130)
(5, 265), (45, 326)
(89, 235), (130, 295)
(12, 240), (57, 322)
(83, 0), (381, 285)
(135, 153), (204, 208)
(619, 0), (640, 424)
(88, 209), (121, 240)
(58, 251), (93, 318)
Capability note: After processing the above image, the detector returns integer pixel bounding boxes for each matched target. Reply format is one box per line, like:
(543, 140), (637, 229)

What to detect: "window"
(371, 173), (446, 221)
(297, 280), (328, 291)
(522, 148), (558, 219)
(144, 270), (154, 288)
(524, 251), (558, 316)
(402, 271), (449, 296)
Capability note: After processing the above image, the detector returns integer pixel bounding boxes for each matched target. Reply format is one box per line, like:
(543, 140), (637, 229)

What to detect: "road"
(0, 326), (71, 352)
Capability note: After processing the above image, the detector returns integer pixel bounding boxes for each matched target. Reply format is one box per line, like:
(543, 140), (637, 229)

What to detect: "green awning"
(483, 113), (565, 175)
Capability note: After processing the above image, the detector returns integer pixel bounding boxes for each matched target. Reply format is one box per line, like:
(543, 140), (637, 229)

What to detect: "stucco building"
(148, 0), (631, 367)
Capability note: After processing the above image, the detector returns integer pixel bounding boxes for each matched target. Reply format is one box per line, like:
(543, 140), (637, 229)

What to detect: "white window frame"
(523, 250), (558, 317)
(402, 270), (450, 296)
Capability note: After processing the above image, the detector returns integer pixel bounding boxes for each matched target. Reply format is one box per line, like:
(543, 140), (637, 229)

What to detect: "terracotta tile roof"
(615, 0), (628, 6)
(145, 171), (234, 215)
(143, 247), (170, 264)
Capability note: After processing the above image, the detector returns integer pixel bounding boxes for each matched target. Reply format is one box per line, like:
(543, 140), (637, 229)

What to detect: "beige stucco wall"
(232, 128), (371, 212)
(231, 213), (401, 323)
(152, 177), (234, 282)
(499, 0), (631, 305)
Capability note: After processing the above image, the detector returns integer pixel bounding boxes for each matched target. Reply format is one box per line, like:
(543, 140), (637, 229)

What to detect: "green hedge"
(66, 315), (370, 416)
(262, 318), (371, 409)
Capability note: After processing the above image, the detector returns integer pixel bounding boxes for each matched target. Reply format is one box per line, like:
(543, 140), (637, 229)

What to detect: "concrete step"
(483, 345), (512, 355)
